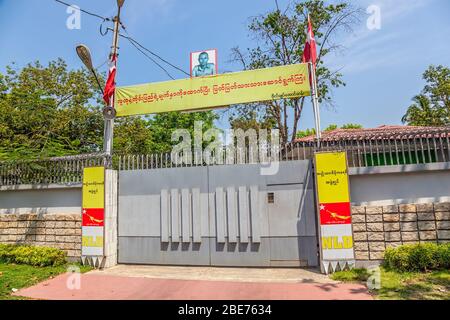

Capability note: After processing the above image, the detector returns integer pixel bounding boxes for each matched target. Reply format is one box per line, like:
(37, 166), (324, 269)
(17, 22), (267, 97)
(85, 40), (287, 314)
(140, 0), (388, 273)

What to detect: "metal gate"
(118, 160), (318, 267)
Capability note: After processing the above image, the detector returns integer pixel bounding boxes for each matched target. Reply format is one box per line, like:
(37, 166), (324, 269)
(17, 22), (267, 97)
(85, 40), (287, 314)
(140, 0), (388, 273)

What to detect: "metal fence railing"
(304, 129), (450, 168)
(0, 153), (111, 186)
(117, 130), (450, 170)
(1, 128), (449, 185)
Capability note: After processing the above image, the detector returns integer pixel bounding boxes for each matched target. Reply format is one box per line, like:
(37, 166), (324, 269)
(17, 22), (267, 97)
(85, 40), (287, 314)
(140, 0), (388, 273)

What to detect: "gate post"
(102, 169), (118, 268)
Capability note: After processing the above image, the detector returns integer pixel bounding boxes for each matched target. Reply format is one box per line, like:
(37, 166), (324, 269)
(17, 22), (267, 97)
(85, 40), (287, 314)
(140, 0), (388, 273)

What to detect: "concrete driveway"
(14, 265), (373, 300)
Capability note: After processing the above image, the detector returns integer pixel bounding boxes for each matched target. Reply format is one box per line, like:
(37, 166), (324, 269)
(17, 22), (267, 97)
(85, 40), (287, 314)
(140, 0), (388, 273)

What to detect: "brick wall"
(0, 213), (82, 260)
(351, 202), (450, 261)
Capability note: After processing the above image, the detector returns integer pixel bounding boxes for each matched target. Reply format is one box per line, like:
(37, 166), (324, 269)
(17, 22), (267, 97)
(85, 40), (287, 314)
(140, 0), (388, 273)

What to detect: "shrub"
(383, 243), (450, 272)
(435, 243), (450, 269)
(0, 244), (66, 267)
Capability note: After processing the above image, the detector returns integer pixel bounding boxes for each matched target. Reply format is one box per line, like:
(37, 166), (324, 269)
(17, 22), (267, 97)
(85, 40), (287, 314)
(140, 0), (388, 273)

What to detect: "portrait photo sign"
(314, 151), (355, 274)
(115, 63), (311, 117)
(190, 49), (218, 77)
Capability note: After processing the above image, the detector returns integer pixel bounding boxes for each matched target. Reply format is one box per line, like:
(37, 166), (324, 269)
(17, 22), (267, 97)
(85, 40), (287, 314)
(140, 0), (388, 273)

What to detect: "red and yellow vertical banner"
(314, 152), (355, 273)
(81, 167), (105, 257)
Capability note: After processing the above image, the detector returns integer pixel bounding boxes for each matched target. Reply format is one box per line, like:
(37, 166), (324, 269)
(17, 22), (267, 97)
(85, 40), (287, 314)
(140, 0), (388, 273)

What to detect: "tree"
(229, 0), (362, 144)
(229, 110), (276, 132)
(296, 128), (317, 139)
(296, 123), (362, 139)
(0, 59), (104, 160)
(113, 116), (153, 155)
(402, 65), (450, 126)
(402, 95), (447, 126)
(0, 59), (219, 160)
(147, 112), (218, 153)
(114, 111), (218, 155)
(341, 123), (362, 129)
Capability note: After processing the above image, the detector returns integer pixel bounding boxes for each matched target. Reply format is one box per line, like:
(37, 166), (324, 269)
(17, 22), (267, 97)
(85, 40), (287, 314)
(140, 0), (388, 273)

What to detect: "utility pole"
(104, 1), (124, 156)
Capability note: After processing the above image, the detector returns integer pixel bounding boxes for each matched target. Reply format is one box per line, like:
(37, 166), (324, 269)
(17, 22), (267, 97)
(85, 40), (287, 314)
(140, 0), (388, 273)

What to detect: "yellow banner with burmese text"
(82, 167), (104, 209)
(315, 152), (350, 204)
(115, 63), (311, 117)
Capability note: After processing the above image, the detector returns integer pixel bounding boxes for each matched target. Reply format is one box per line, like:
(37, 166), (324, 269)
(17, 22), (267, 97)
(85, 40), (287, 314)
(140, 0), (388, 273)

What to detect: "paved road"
(15, 266), (373, 300)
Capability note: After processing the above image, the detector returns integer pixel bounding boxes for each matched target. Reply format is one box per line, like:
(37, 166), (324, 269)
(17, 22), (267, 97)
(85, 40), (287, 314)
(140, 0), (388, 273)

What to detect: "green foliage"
(229, 110), (276, 132)
(402, 94), (448, 126)
(341, 123), (362, 129)
(331, 266), (450, 300)
(324, 124), (338, 131)
(229, 0), (362, 143)
(0, 59), (104, 160)
(114, 116), (154, 154)
(0, 262), (92, 300)
(376, 268), (450, 300)
(383, 243), (450, 272)
(0, 244), (67, 267)
(330, 268), (370, 282)
(114, 112), (219, 155)
(402, 65), (450, 126)
(296, 127), (316, 138)
(148, 111), (219, 153)
(0, 58), (219, 160)
(296, 123), (362, 138)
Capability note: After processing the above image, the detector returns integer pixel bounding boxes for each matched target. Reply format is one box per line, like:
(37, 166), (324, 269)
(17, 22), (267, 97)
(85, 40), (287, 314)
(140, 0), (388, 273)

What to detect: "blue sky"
(0, 0), (449, 131)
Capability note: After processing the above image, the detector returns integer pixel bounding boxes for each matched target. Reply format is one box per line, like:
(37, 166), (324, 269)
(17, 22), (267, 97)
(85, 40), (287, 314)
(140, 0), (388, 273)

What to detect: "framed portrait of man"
(190, 49), (218, 77)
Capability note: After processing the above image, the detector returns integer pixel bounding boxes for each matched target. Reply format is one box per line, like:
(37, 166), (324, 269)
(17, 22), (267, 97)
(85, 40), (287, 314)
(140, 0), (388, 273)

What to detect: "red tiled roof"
(295, 125), (450, 142)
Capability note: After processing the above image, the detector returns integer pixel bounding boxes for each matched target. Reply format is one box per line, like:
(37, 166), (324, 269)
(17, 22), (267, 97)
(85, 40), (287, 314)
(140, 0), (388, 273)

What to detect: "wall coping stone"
(0, 183), (82, 192)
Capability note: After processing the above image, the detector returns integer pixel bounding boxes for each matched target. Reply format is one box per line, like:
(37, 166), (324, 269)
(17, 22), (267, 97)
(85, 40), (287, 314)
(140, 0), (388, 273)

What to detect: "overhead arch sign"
(114, 63), (311, 117)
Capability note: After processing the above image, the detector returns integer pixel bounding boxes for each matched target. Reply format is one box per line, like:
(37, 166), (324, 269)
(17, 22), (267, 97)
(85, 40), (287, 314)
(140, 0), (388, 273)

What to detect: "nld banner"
(81, 167), (105, 266)
(314, 152), (355, 274)
(115, 63), (311, 116)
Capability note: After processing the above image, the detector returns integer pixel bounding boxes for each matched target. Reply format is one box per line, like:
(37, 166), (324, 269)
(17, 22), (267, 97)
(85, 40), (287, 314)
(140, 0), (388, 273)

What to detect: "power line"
(120, 34), (190, 76)
(54, 0), (110, 21)
(124, 37), (175, 80)
(101, 25), (190, 78)
(95, 59), (109, 70)
(54, 0), (188, 79)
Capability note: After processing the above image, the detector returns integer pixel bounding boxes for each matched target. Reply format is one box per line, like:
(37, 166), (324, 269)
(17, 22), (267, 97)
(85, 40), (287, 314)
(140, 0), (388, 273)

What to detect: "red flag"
(103, 54), (117, 106)
(302, 15), (317, 68)
(319, 202), (352, 225)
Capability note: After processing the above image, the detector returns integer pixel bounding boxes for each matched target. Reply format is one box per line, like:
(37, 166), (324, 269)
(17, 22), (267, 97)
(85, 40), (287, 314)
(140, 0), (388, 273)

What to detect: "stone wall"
(351, 202), (450, 261)
(0, 213), (82, 260)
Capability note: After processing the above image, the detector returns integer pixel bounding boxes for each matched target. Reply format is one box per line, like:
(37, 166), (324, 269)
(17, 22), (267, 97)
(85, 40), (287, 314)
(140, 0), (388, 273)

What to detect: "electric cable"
(54, 0), (188, 79)
(120, 34), (190, 76)
(54, 0), (111, 21)
(124, 36), (175, 80)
